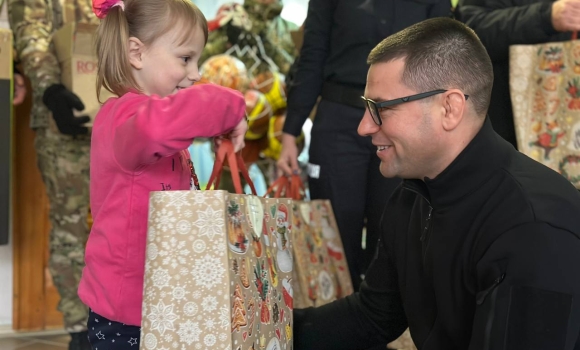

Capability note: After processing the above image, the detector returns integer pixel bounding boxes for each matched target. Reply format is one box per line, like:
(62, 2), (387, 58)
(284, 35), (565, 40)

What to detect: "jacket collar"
(403, 118), (513, 208)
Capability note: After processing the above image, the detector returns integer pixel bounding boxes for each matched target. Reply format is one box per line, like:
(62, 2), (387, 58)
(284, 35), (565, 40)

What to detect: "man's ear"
(441, 90), (467, 132)
(128, 37), (145, 70)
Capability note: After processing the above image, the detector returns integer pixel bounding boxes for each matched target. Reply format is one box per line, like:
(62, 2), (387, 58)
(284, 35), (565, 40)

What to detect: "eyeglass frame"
(361, 89), (470, 126)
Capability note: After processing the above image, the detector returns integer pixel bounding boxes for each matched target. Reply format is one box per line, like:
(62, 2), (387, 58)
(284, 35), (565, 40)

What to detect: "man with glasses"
(294, 17), (580, 350)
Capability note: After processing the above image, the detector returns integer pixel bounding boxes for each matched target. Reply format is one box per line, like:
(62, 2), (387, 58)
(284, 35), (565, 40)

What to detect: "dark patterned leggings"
(87, 309), (141, 349)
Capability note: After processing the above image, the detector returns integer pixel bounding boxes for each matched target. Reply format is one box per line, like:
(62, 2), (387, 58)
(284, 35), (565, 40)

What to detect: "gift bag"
(141, 141), (294, 350)
(266, 176), (353, 309)
(509, 32), (580, 187)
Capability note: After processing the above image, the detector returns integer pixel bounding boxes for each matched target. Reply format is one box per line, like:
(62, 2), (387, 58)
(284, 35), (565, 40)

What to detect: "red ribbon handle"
(206, 140), (257, 195)
(265, 175), (304, 200)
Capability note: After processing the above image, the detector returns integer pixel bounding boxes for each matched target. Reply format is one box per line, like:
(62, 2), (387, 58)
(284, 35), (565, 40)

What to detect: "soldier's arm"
(8, 0), (60, 95)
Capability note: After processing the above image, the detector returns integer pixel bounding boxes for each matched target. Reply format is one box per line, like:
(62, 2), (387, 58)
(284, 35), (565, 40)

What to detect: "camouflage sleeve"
(8, 0), (60, 93)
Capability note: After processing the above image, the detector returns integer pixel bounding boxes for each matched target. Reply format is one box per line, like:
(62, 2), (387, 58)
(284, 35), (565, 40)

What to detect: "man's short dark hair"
(368, 18), (493, 117)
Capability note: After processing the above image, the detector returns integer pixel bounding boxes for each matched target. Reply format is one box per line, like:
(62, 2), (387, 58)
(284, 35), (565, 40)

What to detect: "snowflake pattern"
(147, 300), (178, 335)
(183, 302), (198, 317)
(166, 192), (191, 212)
(142, 192), (293, 349)
(152, 268), (171, 289)
(201, 296), (218, 312)
(176, 320), (201, 345)
(192, 207), (225, 240)
(219, 306), (229, 330)
(191, 254), (226, 290)
(148, 240), (160, 256)
(160, 237), (189, 269)
(151, 208), (177, 232)
(204, 318), (217, 331)
(176, 220), (192, 235)
(192, 240), (206, 253)
(204, 334), (217, 346)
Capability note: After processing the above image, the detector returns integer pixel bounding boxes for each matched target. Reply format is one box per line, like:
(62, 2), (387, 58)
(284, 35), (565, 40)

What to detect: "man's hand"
(552, 0), (580, 32)
(13, 73), (26, 106)
(42, 84), (90, 136)
(277, 133), (300, 176)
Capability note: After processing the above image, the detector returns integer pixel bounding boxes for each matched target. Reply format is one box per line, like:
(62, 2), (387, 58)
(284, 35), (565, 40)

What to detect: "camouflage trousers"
(34, 125), (90, 332)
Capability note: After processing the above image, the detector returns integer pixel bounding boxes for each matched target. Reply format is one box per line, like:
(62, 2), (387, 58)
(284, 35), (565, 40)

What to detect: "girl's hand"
(228, 116), (248, 152)
(214, 116), (248, 152)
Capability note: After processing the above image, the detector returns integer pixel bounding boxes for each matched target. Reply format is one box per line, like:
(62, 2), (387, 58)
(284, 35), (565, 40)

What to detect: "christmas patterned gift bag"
(140, 142), (294, 350)
(510, 33), (580, 187)
(265, 176), (353, 309)
(291, 200), (353, 309)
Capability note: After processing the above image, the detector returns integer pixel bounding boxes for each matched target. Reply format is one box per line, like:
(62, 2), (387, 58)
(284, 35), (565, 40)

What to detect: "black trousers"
(308, 99), (400, 291)
(87, 309), (141, 349)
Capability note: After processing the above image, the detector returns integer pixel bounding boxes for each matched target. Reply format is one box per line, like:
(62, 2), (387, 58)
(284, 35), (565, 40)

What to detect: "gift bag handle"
(265, 176), (290, 198)
(265, 175), (304, 200)
(206, 140), (257, 195)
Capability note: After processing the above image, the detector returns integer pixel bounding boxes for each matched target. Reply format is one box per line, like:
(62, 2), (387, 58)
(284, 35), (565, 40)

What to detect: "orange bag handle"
(206, 140), (257, 195)
(265, 176), (290, 198)
(265, 175), (304, 200)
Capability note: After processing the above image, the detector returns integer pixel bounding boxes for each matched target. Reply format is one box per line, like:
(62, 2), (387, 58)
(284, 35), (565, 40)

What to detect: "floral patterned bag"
(509, 33), (580, 187)
(140, 141), (294, 350)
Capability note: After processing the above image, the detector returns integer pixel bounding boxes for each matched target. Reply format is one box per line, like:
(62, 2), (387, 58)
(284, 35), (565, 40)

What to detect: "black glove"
(42, 84), (90, 136)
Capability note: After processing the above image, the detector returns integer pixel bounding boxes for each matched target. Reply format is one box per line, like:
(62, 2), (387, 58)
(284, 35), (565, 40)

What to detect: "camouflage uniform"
(7, 0), (98, 332)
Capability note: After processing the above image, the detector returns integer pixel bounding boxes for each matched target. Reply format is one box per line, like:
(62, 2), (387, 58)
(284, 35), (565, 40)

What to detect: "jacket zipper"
(478, 273), (505, 350)
(420, 206), (433, 261)
(403, 186), (434, 263)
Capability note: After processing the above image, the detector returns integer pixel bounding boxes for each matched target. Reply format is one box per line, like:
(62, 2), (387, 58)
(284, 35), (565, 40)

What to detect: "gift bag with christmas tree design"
(510, 33), (580, 188)
(266, 176), (353, 309)
(140, 141), (294, 350)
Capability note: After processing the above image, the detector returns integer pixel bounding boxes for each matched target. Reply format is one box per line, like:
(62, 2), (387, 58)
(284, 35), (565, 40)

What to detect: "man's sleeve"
(469, 223), (580, 350)
(8, 0), (60, 93)
(294, 238), (408, 349)
(283, 0), (334, 137)
(457, 0), (557, 62)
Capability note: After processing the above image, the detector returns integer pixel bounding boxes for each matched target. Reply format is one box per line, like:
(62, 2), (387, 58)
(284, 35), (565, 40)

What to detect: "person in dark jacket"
(277, 0), (451, 293)
(457, 0), (580, 147)
(294, 17), (580, 350)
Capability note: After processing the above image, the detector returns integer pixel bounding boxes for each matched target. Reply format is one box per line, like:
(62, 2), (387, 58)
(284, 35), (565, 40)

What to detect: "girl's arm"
(112, 84), (245, 171)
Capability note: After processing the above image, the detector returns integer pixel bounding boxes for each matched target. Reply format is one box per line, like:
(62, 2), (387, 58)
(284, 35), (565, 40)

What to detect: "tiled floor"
(0, 330), (69, 350)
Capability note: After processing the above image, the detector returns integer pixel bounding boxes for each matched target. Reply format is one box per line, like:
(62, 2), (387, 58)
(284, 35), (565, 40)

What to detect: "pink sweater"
(78, 84), (245, 326)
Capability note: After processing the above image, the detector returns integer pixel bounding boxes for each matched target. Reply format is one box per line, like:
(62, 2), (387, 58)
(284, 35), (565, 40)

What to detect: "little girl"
(78, 0), (247, 347)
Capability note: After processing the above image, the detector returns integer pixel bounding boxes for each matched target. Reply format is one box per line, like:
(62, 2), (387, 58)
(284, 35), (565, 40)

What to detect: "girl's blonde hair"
(95, 0), (208, 101)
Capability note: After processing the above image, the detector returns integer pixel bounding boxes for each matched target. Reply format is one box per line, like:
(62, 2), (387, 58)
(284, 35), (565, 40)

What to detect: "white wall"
(193, 0), (308, 26)
(0, 1), (13, 328)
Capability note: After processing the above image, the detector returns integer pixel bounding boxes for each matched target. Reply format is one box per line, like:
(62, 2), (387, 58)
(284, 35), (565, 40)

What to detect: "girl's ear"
(128, 37), (145, 69)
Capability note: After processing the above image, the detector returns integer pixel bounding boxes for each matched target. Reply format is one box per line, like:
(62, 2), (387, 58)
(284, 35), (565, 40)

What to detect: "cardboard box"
(52, 23), (115, 126)
(0, 28), (12, 245)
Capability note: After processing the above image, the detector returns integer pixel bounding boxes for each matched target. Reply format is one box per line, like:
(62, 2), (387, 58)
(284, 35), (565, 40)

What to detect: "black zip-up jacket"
(294, 119), (580, 349)
(457, 0), (571, 147)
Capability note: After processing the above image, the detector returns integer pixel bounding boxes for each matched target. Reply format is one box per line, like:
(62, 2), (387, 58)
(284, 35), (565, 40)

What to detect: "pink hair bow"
(93, 0), (124, 19)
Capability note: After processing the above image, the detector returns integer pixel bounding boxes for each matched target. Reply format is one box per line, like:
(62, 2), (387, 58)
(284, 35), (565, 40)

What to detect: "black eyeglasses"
(361, 89), (469, 126)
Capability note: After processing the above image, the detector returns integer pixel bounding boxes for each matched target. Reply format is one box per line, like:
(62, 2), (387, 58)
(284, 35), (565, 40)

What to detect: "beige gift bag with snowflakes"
(140, 143), (294, 350)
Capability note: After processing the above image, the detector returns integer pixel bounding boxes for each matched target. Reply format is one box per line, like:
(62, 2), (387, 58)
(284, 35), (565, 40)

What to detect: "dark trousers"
(87, 309), (141, 349)
(308, 99), (400, 291)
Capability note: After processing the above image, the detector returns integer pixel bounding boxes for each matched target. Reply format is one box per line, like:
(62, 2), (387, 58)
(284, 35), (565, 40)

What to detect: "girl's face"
(130, 25), (205, 98)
